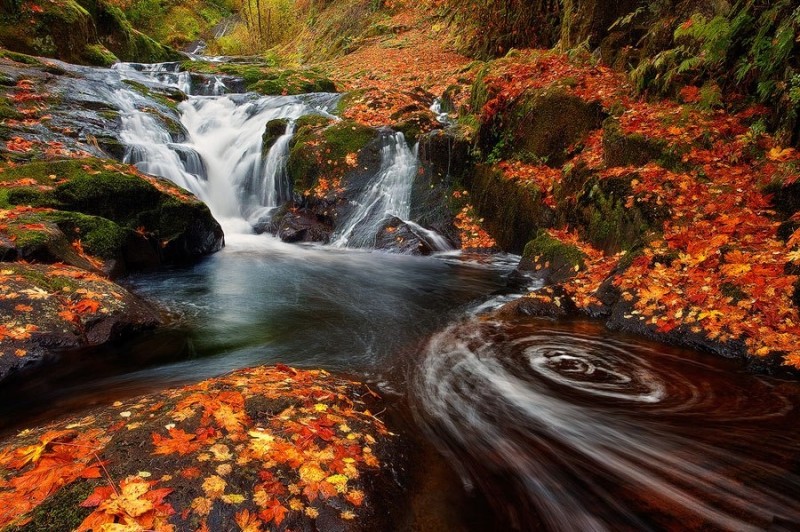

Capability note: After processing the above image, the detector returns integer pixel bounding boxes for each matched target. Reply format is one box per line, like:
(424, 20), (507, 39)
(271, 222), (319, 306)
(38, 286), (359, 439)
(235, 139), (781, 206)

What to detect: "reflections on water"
(412, 318), (800, 531)
(0, 236), (516, 429)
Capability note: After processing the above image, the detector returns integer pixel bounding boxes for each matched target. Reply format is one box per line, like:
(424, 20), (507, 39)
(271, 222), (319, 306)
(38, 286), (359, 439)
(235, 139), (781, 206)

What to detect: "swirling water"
(411, 318), (800, 530)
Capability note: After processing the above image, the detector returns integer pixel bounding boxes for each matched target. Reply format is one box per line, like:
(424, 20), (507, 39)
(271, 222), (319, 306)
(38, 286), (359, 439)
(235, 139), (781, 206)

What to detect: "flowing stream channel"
(3, 61), (800, 530)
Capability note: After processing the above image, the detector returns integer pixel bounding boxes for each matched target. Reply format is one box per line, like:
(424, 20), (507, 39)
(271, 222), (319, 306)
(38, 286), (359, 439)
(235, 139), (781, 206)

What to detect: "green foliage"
(630, 1), (800, 142)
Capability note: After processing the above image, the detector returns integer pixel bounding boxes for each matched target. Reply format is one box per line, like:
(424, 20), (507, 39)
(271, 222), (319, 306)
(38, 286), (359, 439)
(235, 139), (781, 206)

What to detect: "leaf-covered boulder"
(0, 263), (161, 382)
(0, 365), (400, 531)
(0, 158), (224, 274)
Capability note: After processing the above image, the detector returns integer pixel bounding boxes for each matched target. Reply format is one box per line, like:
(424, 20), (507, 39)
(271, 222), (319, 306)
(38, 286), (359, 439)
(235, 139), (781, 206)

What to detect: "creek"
(3, 60), (800, 530)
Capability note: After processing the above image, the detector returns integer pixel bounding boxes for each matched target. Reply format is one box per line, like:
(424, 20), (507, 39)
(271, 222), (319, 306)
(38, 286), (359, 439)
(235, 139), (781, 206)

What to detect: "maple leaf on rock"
(152, 428), (202, 456)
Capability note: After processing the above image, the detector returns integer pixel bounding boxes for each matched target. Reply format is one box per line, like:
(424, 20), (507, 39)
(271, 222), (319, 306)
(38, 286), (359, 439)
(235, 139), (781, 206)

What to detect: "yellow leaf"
(202, 475), (227, 499)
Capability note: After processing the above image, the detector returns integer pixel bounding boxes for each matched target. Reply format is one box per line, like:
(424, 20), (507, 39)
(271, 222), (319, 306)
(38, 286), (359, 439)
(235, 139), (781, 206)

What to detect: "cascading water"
(333, 131), (451, 251)
(110, 62), (338, 234)
(105, 61), (450, 247)
(333, 131), (417, 248)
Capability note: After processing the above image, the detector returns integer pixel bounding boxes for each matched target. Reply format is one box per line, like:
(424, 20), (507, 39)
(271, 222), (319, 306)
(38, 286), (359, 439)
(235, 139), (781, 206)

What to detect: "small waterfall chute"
(333, 131), (451, 252)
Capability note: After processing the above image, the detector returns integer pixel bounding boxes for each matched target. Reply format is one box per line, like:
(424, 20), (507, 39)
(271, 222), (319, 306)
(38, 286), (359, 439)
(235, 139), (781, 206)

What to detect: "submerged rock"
(274, 208), (334, 244)
(0, 263), (161, 383)
(0, 365), (400, 531)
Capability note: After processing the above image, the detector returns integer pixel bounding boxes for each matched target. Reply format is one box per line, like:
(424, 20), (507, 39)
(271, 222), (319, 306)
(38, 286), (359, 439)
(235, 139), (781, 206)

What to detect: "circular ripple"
(521, 334), (666, 403)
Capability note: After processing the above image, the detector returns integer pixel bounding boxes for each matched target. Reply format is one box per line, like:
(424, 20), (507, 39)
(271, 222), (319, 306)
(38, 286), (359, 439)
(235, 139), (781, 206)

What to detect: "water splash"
(412, 319), (800, 530)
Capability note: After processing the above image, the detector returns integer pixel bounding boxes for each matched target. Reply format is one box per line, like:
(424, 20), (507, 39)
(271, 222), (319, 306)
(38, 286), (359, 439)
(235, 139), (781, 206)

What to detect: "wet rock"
(411, 129), (470, 246)
(0, 263), (161, 383)
(263, 118), (289, 152)
(374, 217), (434, 255)
(495, 286), (578, 320)
(0, 365), (401, 531)
(288, 118), (380, 196)
(275, 208), (334, 244)
(0, 158), (224, 271)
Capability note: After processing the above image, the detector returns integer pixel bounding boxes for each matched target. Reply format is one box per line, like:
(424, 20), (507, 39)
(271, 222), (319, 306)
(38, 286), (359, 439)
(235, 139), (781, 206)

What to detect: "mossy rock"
(574, 176), (658, 253)
(248, 69), (336, 96)
(288, 119), (377, 194)
(262, 118), (289, 153)
(602, 118), (666, 168)
(467, 163), (555, 253)
(86, 0), (184, 63)
(393, 111), (438, 145)
(181, 62), (336, 96)
(0, 158), (223, 267)
(80, 44), (118, 67)
(0, 365), (400, 530)
(0, 263), (161, 382)
(0, 0), (182, 65)
(0, 212), (106, 272)
(519, 230), (586, 283)
(0, 0), (91, 64)
(482, 87), (605, 167)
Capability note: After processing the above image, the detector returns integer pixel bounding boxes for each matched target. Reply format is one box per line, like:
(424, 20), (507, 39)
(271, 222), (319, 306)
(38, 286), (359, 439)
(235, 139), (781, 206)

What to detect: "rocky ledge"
(0, 365), (400, 531)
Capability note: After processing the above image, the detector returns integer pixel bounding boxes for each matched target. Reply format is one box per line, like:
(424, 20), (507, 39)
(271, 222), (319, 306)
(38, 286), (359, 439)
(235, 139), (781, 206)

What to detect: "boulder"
(519, 230), (586, 284)
(480, 87), (604, 167)
(0, 263), (161, 383)
(275, 209), (334, 244)
(0, 158), (224, 273)
(0, 365), (400, 530)
(374, 217), (434, 255)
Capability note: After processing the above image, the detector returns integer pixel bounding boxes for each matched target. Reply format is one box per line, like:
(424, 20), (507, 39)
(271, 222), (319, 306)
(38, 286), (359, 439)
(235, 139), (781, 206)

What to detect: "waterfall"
(111, 62), (338, 234)
(333, 132), (451, 252)
(108, 61), (448, 247)
(332, 132), (417, 248)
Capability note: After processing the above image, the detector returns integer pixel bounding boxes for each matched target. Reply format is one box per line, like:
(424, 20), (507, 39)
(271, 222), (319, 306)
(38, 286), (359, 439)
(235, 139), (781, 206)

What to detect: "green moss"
(523, 230), (586, 270)
(288, 119), (376, 192)
(40, 211), (127, 259)
(81, 43), (118, 66)
(247, 69), (336, 96)
(0, 97), (22, 120)
(321, 120), (375, 159)
(0, 50), (43, 65)
(181, 62), (335, 96)
(579, 178), (652, 253)
(468, 65), (491, 116)
(468, 164), (547, 253)
(6, 225), (50, 248)
(10, 481), (95, 532)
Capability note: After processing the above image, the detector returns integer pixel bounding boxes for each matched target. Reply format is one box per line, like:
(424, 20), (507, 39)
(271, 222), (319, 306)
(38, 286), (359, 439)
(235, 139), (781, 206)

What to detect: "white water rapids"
(106, 61), (448, 247)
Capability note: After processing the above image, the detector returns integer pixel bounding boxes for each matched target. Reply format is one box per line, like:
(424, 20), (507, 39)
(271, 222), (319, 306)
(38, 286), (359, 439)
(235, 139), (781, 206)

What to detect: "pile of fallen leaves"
(0, 365), (394, 530)
(324, 2), (471, 128)
(481, 51), (800, 369)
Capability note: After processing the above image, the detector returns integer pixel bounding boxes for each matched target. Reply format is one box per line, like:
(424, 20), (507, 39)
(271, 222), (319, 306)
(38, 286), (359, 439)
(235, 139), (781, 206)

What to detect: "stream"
(3, 60), (800, 530)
